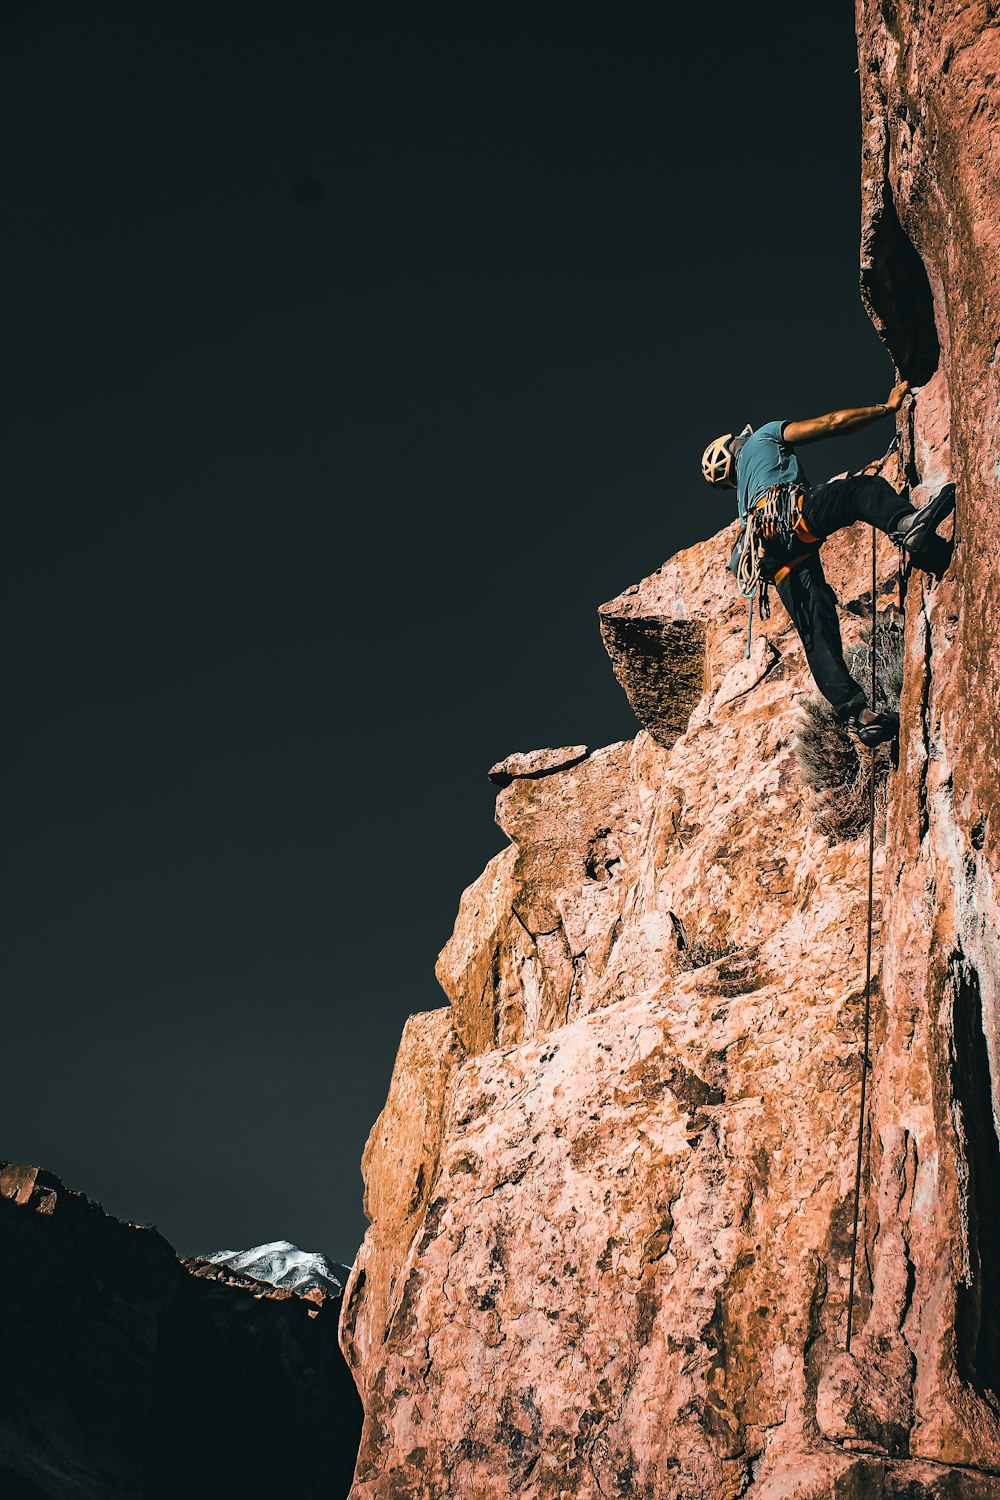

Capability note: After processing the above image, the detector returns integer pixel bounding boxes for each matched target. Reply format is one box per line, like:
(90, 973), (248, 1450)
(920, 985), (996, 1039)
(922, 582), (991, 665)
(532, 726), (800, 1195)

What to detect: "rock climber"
(701, 379), (955, 746)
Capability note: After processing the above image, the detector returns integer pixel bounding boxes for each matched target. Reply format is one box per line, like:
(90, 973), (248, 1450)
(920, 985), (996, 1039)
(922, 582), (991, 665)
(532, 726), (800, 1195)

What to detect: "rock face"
(845, 0), (1000, 1475)
(0, 1163), (362, 1500)
(339, 6), (999, 1496)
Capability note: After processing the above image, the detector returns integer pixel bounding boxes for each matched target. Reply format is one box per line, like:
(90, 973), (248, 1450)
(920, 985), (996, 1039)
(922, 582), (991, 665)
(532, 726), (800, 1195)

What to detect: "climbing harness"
(846, 519), (880, 1353)
(736, 484), (822, 657)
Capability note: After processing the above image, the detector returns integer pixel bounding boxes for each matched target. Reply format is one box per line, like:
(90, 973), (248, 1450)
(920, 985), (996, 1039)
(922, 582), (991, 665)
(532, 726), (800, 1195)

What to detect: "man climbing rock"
(702, 380), (955, 746)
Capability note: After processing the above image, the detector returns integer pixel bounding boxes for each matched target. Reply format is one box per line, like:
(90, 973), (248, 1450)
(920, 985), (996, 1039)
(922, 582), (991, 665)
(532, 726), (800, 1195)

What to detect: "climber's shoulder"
(743, 419), (789, 452)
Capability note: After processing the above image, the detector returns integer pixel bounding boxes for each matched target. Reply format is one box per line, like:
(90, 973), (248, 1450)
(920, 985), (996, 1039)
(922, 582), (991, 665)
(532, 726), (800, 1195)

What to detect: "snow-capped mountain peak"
(201, 1240), (350, 1297)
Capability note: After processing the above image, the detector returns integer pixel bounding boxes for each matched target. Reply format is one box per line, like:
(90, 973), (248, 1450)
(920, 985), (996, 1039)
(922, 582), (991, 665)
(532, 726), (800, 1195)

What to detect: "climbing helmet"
(702, 433), (736, 489)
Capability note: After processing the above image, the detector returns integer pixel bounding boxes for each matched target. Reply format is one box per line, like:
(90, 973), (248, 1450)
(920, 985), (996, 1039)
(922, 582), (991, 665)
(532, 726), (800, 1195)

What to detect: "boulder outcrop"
(339, 4), (999, 1495)
(0, 1163), (363, 1500)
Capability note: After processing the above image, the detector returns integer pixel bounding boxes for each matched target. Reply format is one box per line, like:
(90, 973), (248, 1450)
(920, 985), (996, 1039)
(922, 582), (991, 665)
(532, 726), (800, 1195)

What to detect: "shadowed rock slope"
(339, 5), (999, 1495)
(0, 1163), (362, 1500)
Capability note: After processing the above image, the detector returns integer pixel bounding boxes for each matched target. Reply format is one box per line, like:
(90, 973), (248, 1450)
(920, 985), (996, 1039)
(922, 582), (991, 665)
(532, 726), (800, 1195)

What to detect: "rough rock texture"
(842, 0), (1000, 1475)
(488, 745), (590, 787)
(0, 1163), (362, 1500)
(340, 5), (999, 1495)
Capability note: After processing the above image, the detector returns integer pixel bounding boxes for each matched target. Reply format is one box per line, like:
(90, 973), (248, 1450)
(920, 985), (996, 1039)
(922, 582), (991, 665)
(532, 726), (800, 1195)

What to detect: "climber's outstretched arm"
(783, 379), (910, 445)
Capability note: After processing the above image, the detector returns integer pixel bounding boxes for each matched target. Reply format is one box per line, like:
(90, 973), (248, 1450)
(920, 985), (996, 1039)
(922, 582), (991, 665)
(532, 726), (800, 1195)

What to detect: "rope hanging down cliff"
(846, 519), (879, 1353)
(728, 427), (896, 1347)
(705, 400), (958, 1346)
(736, 444), (932, 1348)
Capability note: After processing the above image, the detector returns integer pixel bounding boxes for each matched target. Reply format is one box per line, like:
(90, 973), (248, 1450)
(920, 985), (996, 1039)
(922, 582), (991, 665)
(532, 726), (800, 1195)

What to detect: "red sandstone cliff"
(339, 4), (1000, 1496)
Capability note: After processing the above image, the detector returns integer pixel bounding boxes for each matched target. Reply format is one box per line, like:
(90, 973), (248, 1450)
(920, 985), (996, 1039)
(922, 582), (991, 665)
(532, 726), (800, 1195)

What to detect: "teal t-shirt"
(736, 420), (809, 520)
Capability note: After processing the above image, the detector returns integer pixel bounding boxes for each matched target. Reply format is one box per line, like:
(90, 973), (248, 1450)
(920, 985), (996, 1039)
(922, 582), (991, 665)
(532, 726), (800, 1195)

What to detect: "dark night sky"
(2, 3), (895, 1261)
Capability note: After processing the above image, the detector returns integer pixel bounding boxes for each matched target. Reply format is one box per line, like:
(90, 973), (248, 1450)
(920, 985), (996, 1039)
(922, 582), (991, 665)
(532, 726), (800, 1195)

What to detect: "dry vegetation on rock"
(795, 615), (904, 841)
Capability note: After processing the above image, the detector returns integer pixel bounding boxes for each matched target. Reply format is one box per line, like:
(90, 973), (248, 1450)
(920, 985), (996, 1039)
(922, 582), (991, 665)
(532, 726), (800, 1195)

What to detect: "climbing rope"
(737, 507), (768, 658)
(737, 436), (902, 662)
(737, 486), (815, 658)
(735, 441), (903, 1341)
(846, 518), (879, 1352)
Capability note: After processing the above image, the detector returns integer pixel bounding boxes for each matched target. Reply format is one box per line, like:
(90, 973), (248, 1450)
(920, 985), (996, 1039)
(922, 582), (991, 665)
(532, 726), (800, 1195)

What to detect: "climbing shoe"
(848, 708), (900, 748)
(891, 483), (956, 557)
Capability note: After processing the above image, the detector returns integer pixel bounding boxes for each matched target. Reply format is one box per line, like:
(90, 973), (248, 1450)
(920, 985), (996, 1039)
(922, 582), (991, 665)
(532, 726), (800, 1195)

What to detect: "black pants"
(770, 474), (913, 721)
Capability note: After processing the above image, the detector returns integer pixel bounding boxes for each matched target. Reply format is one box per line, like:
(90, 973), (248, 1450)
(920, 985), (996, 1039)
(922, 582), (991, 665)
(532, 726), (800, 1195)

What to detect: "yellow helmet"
(702, 434), (736, 488)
